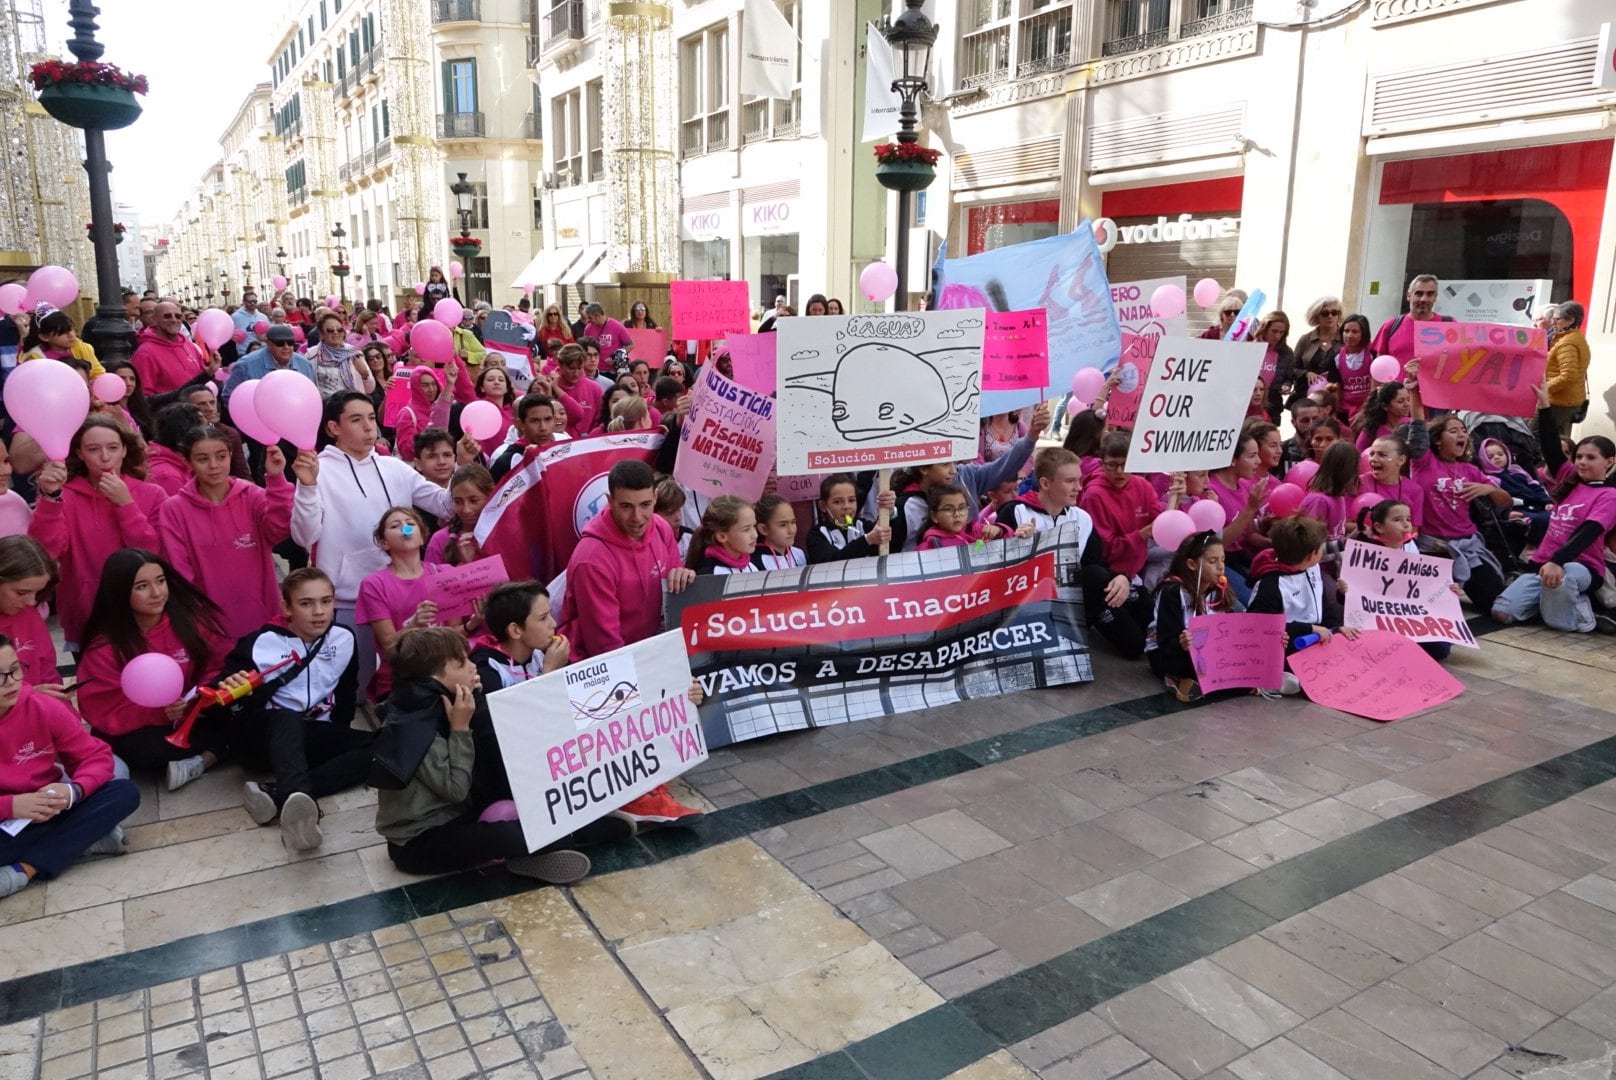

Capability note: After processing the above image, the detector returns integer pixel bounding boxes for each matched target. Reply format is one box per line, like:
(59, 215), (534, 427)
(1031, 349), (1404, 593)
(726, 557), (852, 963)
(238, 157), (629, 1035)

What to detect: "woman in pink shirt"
(469, 367), (515, 458)
(28, 417), (167, 647)
(0, 536), (66, 693)
(1360, 430), (1427, 531)
(1353, 382), (1414, 451)
(1334, 315), (1374, 422)
(1408, 399), (1511, 613)
(355, 507), (463, 700)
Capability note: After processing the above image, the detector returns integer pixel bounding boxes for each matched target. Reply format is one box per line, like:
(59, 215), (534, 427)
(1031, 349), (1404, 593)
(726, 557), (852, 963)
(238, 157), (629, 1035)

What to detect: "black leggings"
(1148, 642), (1195, 682)
(243, 709), (374, 805)
(1459, 560), (1506, 616)
(387, 809), (529, 875)
(104, 713), (231, 772)
(1086, 584), (1153, 660)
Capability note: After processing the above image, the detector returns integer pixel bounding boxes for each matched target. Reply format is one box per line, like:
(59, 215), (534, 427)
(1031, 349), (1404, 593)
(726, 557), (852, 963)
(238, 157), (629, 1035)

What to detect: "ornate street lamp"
(877, 0), (938, 313)
(450, 173), (482, 261)
(242, 259), (253, 293)
(274, 247), (288, 274)
(330, 223), (349, 303)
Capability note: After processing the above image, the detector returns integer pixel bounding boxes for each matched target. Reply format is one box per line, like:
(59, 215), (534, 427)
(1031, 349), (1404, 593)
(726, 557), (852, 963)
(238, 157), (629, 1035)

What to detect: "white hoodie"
(290, 445), (454, 603)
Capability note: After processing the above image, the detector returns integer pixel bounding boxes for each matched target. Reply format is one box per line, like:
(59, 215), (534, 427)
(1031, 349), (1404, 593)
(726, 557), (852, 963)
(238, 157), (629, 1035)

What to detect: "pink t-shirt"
(1259, 349), (1279, 388)
(1358, 474), (1427, 531)
(355, 563), (447, 698)
(1299, 491), (1351, 541)
(1337, 351), (1372, 415)
(1537, 485), (1616, 573)
(1207, 472), (1255, 548)
(1412, 455), (1488, 539)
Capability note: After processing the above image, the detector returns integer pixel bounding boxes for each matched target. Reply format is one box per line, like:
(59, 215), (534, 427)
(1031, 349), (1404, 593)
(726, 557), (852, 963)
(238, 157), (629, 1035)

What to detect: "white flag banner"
(862, 22), (902, 143)
(741, 0), (797, 100)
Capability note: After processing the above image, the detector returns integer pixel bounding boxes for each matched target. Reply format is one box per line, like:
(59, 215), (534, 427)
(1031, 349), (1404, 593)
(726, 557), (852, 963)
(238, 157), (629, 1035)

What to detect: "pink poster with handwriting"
(1188, 613), (1286, 693)
(983, 310), (1050, 392)
(1413, 321), (1547, 417)
(1286, 629), (1464, 722)
(724, 333), (777, 395)
(1106, 277), (1186, 426)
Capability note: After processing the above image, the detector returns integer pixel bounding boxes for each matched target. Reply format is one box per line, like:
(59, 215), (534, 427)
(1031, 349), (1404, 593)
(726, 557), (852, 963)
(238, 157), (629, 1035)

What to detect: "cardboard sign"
(1124, 336), (1268, 472)
(1187, 613), (1286, 693)
(628, 328), (668, 364)
(1107, 277), (1187, 427)
(776, 310), (985, 474)
(982, 309), (1050, 393)
(422, 556), (510, 622)
(671, 280), (751, 341)
(1340, 541), (1477, 648)
(673, 363), (777, 502)
(1286, 629), (1464, 722)
(488, 630), (707, 853)
(1433, 279), (1552, 326)
(1413, 321), (1547, 417)
(725, 333), (778, 395)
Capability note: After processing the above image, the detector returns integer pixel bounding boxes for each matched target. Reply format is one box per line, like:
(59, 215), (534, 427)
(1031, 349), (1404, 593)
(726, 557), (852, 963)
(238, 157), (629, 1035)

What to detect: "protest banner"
(1339, 540), (1477, 648)
(482, 312), (534, 385)
(665, 527), (1092, 748)
(934, 225), (1122, 414)
(422, 556), (510, 622)
(488, 630), (707, 853)
(674, 363), (776, 502)
(776, 310), (985, 474)
(628, 328), (668, 364)
(1187, 613), (1286, 693)
(1124, 336), (1268, 472)
(1107, 277), (1187, 426)
(671, 279), (751, 341)
(982, 309), (1050, 393)
(1286, 629), (1464, 722)
(1413, 321), (1547, 416)
(725, 333), (778, 394)
(774, 474), (822, 502)
(382, 367), (416, 426)
(474, 431), (664, 583)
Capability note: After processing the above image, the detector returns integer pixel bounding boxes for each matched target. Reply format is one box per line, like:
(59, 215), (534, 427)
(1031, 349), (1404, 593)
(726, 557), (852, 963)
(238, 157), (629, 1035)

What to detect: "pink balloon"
(1266, 482), (1305, 517)
(522, 284), (535, 297)
(121, 652), (185, 709)
(410, 319), (454, 362)
(414, 282), (427, 296)
(1186, 499), (1227, 534)
(431, 299), (464, 327)
(193, 308), (234, 350)
(324, 294), (340, 309)
(1193, 278), (1221, 309)
(293, 326), (306, 345)
(479, 799), (519, 823)
(1150, 284), (1186, 321)
(448, 262), (464, 279)
(24, 265), (79, 309)
(1153, 509), (1197, 553)
(1071, 368), (1106, 402)
(1352, 492), (1384, 518)
(1370, 355), (1402, 383)
(859, 261), (898, 303)
(253, 320), (269, 335)
(3, 359), (90, 460)
(91, 372), (127, 404)
(271, 275), (288, 291)
(232, 328), (247, 344)
(1287, 459), (1320, 488)
(461, 400), (503, 440)
(226, 381), (281, 446)
(257, 368), (324, 450)
(0, 282), (26, 315)
(1066, 397), (1090, 418)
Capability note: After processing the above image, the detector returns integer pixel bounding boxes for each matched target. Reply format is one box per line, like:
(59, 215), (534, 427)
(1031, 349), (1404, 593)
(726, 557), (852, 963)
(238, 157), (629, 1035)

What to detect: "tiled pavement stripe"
(0, 615), (1510, 1024)
(761, 730), (1616, 1080)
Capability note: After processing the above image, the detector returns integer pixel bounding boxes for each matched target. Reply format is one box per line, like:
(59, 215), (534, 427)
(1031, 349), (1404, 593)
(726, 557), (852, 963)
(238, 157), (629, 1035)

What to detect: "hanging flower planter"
(450, 236), (482, 260)
(86, 222), (126, 245)
(31, 60), (147, 131)
(330, 264), (351, 278)
(873, 142), (940, 193)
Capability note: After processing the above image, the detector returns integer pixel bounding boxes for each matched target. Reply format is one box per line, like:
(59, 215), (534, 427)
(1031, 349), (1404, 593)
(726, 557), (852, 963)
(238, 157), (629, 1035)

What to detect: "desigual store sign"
(1092, 214), (1241, 254)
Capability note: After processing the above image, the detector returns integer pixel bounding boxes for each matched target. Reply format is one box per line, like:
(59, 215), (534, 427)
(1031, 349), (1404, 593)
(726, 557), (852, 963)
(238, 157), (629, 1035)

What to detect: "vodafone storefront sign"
(1093, 214), (1240, 253)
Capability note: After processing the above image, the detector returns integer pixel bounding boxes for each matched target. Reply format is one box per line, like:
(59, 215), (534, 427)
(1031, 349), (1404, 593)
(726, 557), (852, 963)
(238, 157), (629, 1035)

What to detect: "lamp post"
(878, 0), (938, 313)
(275, 247), (287, 275)
(204, 274), (213, 303)
(242, 259), (253, 293)
(451, 173), (474, 237)
(220, 268), (230, 304)
(330, 223), (349, 304)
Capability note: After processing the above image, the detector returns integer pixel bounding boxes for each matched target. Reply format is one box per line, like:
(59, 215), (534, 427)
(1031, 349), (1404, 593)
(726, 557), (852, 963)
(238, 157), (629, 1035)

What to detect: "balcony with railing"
(543, 0), (585, 53)
(960, 26), (1010, 89)
(338, 160), (354, 183)
(1182, 2), (1254, 38)
(1100, 26), (1169, 56)
(680, 110), (730, 157)
(742, 92), (801, 144)
(1102, 0), (1251, 56)
(374, 137), (392, 163)
(1018, 9), (1072, 74)
(526, 34), (542, 66)
(288, 187), (308, 207)
(437, 111), (487, 138)
(524, 111), (543, 140)
(431, 0), (479, 23)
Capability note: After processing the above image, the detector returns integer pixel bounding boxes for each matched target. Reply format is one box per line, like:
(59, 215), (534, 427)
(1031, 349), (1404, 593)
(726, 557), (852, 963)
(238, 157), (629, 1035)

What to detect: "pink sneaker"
(617, 784), (705, 828)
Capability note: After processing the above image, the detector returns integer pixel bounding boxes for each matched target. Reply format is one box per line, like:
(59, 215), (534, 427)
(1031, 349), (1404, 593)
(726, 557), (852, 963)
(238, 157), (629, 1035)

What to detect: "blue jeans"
(0, 779), (139, 878)
(1493, 562), (1595, 633)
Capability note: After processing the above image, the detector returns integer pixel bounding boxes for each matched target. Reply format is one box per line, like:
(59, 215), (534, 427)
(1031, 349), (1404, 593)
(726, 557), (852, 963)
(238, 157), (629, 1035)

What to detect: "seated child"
(807, 474), (890, 562)
(0, 635), (140, 899)
(687, 495), (757, 574)
(228, 568), (373, 851)
(1146, 531), (1241, 702)
(1478, 437), (1551, 547)
(752, 495), (807, 570)
(918, 484), (1007, 549)
(1350, 499), (1453, 662)
(373, 627), (592, 883)
(1247, 515), (1357, 696)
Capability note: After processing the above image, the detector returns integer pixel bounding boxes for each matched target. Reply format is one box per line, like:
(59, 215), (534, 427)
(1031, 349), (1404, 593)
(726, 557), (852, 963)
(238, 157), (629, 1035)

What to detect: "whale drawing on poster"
(776, 310), (986, 474)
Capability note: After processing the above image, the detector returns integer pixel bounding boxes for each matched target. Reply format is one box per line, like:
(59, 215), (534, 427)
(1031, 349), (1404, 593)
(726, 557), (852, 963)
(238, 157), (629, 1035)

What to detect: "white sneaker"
(279, 792), (323, 852)
(166, 755), (206, 792)
(84, 826), (129, 857)
(242, 782), (278, 826)
(1596, 568), (1616, 608)
(1281, 672), (1302, 696)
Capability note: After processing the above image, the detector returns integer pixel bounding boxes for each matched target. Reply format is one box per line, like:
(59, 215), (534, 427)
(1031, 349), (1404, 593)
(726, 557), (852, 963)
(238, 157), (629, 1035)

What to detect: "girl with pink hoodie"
(394, 368), (451, 463)
(28, 416), (167, 647)
(158, 426), (294, 643)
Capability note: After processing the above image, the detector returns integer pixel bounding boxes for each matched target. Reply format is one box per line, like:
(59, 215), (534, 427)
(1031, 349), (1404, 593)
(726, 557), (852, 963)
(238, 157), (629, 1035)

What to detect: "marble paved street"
(5, 621), (1616, 1079)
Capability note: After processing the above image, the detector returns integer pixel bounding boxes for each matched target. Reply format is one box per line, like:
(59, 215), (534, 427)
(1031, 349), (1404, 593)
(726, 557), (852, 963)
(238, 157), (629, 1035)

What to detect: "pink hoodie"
(559, 510), (680, 660)
(1080, 474), (1162, 578)
(394, 368), (452, 462)
(146, 444), (190, 496)
(130, 326), (208, 394)
(0, 685), (115, 817)
(0, 605), (59, 686)
(28, 475), (166, 644)
(158, 476), (294, 642)
(554, 374), (603, 439)
(79, 614), (220, 738)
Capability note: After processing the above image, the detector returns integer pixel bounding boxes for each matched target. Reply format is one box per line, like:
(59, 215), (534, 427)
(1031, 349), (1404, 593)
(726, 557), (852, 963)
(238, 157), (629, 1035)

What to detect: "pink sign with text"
(725, 333), (778, 395)
(983, 310), (1050, 392)
(671, 280), (751, 341)
(1107, 277), (1186, 426)
(1286, 629), (1464, 722)
(423, 556), (510, 622)
(1188, 613), (1286, 693)
(1413, 321), (1547, 417)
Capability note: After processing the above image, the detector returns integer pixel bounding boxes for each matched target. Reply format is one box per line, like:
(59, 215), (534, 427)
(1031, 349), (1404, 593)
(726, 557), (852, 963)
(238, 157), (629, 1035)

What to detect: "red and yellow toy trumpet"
(167, 653), (302, 748)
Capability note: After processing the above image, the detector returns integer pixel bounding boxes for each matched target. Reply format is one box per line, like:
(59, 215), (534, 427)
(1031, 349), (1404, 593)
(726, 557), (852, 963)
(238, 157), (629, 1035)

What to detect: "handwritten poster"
(1107, 277), (1187, 427)
(1413, 321), (1547, 417)
(934, 225), (1121, 414)
(1187, 613), (1286, 693)
(776, 310), (985, 474)
(1286, 629), (1465, 722)
(1123, 336), (1268, 473)
(724, 333), (778, 395)
(628, 328), (668, 365)
(1339, 541), (1477, 648)
(423, 556), (510, 622)
(671, 280), (751, 341)
(674, 362), (777, 502)
(488, 630), (707, 853)
(982, 309), (1050, 393)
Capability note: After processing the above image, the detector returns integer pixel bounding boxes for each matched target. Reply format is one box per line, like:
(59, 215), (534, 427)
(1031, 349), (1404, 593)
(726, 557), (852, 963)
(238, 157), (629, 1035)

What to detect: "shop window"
(745, 234), (799, 313)
(682, 240), (731, 281)
(1402, 200), (1573, 310)
(966, 199), (1061, 255)
(679, 26), (731, 158)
